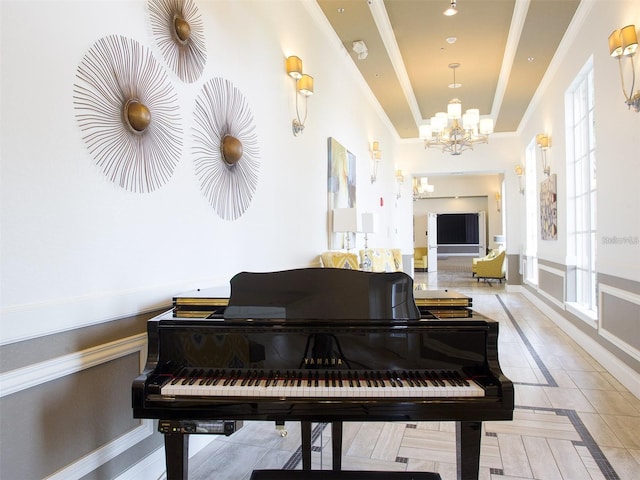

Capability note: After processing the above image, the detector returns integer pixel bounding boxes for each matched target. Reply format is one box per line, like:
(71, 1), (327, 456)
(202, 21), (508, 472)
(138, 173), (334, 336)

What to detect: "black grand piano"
(132, 268), (513, 480)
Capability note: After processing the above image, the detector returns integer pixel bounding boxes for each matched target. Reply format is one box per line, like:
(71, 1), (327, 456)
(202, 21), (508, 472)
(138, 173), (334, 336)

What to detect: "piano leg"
(331, 421), (343, 471)
(164, 432), (189, 480)
(301, 421), (342, 470)
(456, 421), (482, 480)
(301, 421), (312, 470)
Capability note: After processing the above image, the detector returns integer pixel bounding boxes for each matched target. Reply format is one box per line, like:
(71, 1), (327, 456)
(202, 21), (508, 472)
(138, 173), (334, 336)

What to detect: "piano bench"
(250, 470), (441, 480)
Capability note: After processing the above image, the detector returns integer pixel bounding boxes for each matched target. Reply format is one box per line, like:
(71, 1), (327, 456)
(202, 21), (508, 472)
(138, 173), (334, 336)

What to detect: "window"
(566, 58), (597, 321)
(524, 139), (538, 285)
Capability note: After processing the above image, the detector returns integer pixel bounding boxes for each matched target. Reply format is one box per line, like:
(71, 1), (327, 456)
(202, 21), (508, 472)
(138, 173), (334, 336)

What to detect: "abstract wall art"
(327, 137), (357, 249)
(148, 0), (207, 83)
(73, 35), (183, 193)
(540, 173), (558, 240)
(192, 77), (260, 220)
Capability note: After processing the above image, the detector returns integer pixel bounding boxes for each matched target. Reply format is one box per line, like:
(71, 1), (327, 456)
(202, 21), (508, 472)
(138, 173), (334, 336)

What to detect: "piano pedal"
(275, 420), (288, 437)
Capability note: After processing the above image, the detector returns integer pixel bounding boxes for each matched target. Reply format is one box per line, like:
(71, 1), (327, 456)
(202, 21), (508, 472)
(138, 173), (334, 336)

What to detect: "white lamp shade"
(361, 212), (378, 234)
(479, 118), (494, 134)
(447, 99), (462, 119)
(430, 116), (442, 133)
(419, 124), (432, 139)
(493, 235), (505, 244)
(333, 208), (360, 233)
(462, 113), (475, 130)
(465, 108), (479, 124)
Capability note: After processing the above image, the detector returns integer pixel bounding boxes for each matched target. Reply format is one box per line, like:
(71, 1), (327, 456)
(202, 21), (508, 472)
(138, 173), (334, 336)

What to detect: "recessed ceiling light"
(337, 8), (345, 13)
(446, 37), (457, 44)
(443, 0), (458, 16)
(528, 56), (535, 62)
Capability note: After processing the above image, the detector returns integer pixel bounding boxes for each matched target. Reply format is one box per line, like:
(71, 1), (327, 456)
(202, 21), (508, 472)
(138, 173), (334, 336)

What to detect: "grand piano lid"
(226, 268), (421, 321)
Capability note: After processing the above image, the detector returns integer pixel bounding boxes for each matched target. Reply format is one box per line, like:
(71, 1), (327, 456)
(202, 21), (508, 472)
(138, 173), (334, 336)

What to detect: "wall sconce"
(286, 55), (314, 136)
(395, 169), (404, 199)
(608, 24), (640, 112)
(515, 164), (525, 195)
(536, 134), (551, 176)
(370, 141), (381, 183)
(361, 212), (378, 249)
(495, 191), (502, 212)
(413, 177), (435, 200)
(332, 207), (360, 251)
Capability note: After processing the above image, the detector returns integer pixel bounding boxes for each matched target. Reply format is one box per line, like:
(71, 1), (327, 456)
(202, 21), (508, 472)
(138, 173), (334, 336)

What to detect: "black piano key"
(347, 371), (354, 387)
(337, 371), (343, 388)
(314, 371), (319, 387)
(414, 371), (427, 387)
(402, 371), (414, 387)
(202, 369), (214, 386)
(364, 371), (372, 387)
(442, 370), (456, 386)
(187, 369), (202, 385)
(392, 370), (403, 387)
(431, 370), (446, 387)
(229, 370), (239, 386)
(354, 371), (361, 387)
(254, 370), (263, 387)
(376, 371), (385, 387)
(171, 368), (188, 385)
(452, 370), (470, 386)
(386, 371), (396, 387)
(297, 371), (303, 387)
(223, 370), (235, 386)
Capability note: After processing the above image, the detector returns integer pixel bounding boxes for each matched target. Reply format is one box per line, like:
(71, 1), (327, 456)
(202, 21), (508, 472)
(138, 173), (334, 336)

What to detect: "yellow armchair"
(414, 247), (427, 271)
(472, 249), (499, 276)
(474, 250), (506, 283)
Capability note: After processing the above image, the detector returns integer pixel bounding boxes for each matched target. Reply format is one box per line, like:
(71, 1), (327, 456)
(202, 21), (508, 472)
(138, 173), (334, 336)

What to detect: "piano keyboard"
(160, 369), (485, 398)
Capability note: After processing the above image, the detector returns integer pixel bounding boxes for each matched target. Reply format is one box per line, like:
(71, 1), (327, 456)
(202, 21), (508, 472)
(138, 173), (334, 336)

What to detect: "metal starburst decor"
(148, 0), (207, 83)
(73, 35), (183, 193)
(193, 77), (260, 220)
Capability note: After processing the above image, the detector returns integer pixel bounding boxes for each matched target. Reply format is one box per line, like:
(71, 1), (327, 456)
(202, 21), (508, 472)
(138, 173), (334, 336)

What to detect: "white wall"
(0, 0), (400, 344)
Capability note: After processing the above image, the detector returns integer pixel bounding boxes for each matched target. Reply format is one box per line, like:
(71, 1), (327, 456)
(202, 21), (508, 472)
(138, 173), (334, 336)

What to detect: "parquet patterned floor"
(185, 264), (640, 480)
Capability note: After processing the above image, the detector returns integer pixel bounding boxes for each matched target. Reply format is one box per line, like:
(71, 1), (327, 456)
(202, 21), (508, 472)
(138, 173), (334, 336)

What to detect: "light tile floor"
(187, 260), (640, 480)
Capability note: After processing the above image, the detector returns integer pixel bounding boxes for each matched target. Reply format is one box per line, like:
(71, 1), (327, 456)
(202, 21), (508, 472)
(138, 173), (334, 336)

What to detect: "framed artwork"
(540, 174), (557, 240)
(327, 137), (356, 249)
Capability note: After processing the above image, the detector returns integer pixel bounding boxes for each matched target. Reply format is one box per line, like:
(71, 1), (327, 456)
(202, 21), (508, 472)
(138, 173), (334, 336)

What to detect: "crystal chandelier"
(419, 63), (494, 155)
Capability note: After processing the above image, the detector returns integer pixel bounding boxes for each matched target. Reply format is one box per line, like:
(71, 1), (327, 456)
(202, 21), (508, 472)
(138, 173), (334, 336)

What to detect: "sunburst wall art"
(148, 0), (207, 83)
(73, 35), (183, 193)
(193, 77), (260, 220)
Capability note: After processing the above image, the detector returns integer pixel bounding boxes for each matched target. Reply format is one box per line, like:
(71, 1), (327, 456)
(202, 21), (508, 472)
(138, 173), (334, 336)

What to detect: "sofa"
(414, 247), (427, 271)
(319, 251), (359, 270)
(473, 250), (506, 283)
(359, 248), (403, 272)
(320, 248), (403, 272)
